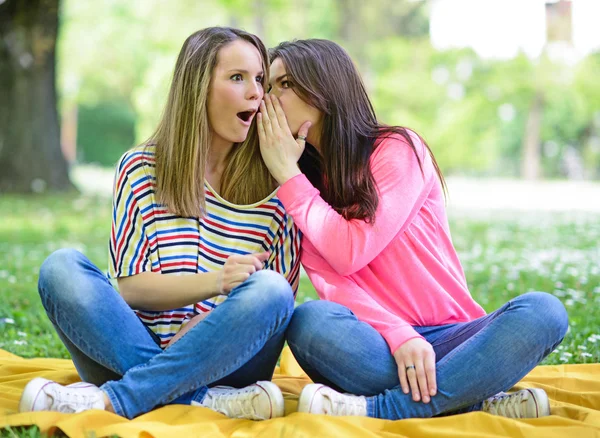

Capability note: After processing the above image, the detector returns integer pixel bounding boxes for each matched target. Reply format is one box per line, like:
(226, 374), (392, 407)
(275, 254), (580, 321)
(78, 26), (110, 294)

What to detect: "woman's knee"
(287, 300), (349, 351)
(235, 269), (295, 316)
(513, 291), (569, 342)
(38, 248), (90, 303)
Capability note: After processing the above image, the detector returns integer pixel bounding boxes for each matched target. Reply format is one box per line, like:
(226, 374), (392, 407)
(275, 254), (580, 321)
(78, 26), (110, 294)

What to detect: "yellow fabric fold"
(2, 348), (599, 438)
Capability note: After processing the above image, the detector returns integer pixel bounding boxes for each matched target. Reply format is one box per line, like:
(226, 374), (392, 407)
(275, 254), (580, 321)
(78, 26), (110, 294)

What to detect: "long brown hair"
(270, 39), (447, 223)
(150, 27), (273, 218)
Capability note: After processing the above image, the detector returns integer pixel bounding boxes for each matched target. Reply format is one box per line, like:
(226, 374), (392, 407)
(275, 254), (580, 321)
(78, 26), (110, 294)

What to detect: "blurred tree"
(0, 0), (73, 192)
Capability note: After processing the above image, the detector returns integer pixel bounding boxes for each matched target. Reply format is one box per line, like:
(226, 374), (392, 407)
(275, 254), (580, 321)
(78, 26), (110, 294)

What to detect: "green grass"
(1, 193), (599, 368)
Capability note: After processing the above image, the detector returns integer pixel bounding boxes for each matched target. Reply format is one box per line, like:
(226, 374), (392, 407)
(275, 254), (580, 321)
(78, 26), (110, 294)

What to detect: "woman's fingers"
(259, 101), (274, 137)
(297, 121), (312, 145)
(415, 361), (430, 403)
(257, 113), (266, 143)
(270, 95), (291, 135)
(264, 94), (280, 130)
(229, 254), (266, 270)
(397, 362), (410, 394)
(425, 352), (437, 397)
(405, 362), (421, 402)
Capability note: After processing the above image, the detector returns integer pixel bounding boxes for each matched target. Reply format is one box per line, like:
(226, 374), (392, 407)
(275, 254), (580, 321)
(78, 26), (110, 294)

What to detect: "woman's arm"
(258, 95), (436, 276)
(279, 136), (436, 276)
(117, 271), (220, 311)
(117, 252), (269, 311)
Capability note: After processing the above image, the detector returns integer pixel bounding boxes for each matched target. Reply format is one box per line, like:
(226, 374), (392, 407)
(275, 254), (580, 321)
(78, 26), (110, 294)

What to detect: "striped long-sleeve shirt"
(108, 145), (301, 347)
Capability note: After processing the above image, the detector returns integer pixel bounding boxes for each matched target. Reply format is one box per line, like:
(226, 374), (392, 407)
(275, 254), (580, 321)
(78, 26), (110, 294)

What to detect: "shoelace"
(206, 387), (261, 419)
(484, 392), (526, 418)
(327, 393), (365, 416)
(49, 387), (101, 413)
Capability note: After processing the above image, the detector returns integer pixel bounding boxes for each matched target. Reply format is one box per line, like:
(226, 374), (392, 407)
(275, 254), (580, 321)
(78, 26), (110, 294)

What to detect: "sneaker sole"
(297, 384), (325, 414)
(19, 377), (52, 412)
(526, 388), (551, 417)
(255, 381), (285, 419)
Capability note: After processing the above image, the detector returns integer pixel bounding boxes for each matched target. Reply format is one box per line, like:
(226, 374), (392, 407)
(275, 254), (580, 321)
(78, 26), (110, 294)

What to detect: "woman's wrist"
(193, 271), (223, 299)
(274, 165), (302, 186)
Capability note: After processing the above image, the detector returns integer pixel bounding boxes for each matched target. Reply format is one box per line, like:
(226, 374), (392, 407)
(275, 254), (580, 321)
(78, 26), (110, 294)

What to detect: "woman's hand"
(393, 338), (437, 403)
(218, 252), (269, 294)
(257, 94), (311, 185)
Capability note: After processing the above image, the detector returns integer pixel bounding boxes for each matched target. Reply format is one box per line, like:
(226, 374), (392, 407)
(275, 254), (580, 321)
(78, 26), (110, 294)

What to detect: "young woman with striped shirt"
(257, 39), (569, 420)
(19, 27), (300, 420)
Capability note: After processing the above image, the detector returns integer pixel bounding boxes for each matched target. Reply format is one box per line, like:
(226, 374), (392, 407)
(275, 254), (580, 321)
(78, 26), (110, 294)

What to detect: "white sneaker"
(193, 381), (284, 420)
(19, 377), (105, 413)
(297, 384), (368, 416)
(482, 388), (550, 418)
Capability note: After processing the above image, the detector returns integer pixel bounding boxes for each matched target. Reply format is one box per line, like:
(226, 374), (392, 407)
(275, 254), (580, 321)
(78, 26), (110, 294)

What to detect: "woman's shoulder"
(373, 128), (428, 163)
(115, 144), (157, 179)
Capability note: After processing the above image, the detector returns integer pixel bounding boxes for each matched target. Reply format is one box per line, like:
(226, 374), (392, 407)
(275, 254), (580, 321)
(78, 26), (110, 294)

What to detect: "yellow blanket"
(1, 348), (599, 438)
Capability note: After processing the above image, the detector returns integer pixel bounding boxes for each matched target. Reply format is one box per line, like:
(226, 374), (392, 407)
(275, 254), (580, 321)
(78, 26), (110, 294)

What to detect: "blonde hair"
(149, 27), (273, 218)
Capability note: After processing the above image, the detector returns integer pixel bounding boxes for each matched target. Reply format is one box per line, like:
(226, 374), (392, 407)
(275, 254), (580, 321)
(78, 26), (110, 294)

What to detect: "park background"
(1, 0), (599, 370)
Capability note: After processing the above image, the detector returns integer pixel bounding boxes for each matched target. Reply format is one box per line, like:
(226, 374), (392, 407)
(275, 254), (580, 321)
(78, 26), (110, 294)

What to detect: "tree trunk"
(521, 93), (544, 180)
(0, 0), (74, 193)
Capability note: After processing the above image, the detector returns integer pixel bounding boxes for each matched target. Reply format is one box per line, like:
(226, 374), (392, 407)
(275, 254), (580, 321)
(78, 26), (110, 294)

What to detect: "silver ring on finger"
(405, 365), (416, 372)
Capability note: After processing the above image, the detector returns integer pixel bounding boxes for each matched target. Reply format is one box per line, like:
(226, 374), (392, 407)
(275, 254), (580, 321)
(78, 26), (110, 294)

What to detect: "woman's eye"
(281, 80), (292, 89)
(231, 74), (243, 81)
(256, 75), (263, 83)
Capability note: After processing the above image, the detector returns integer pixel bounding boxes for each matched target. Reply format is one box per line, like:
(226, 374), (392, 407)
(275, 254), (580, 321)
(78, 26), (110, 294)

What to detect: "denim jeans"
(38, 248), (294, 419)
(287, 292), (568, 420)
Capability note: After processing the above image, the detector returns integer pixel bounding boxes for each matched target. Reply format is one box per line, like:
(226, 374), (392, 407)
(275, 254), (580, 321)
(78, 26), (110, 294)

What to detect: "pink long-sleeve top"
(277, 133), (486, 354)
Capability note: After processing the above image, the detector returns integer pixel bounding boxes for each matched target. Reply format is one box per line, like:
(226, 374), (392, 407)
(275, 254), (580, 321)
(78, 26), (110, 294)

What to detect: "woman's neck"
(206, 139), (234, 193)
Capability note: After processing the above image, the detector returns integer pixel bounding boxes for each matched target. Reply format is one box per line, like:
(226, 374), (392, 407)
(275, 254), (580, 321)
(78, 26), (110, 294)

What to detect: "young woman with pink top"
(257, 39), (569, 420)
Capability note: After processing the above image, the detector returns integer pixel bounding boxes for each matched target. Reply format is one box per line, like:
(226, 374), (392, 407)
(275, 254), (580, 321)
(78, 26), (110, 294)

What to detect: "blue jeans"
(38, 248), (294, 419)
(287, 293), (568, 420)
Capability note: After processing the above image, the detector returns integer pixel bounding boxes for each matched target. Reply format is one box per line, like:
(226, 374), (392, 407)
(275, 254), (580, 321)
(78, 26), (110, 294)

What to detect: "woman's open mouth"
(237, 110), (256, 123)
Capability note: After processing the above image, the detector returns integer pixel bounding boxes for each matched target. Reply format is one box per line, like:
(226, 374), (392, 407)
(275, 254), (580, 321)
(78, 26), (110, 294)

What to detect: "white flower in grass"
(13, 340), (27, 346)
(581, 353), (592, 358)
(577, 345), (587, 350)
(8, 276), (16, 284)
(565, 299), (574, 306)
(1, 318), (15, 324)
(17, 331), (27, 337)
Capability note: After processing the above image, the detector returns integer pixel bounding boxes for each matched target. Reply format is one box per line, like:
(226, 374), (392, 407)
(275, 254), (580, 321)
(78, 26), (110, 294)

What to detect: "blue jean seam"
(429, 316), (490, 349)
(41, 287), (123, 374)
(436, 299), (511, 369)
(101, 384), (125, 417)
